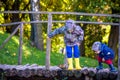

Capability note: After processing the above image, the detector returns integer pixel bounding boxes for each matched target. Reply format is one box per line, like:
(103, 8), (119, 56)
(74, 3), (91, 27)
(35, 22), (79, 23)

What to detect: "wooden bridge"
(0, 64), (118, 80)
(0, 11), (120, 80)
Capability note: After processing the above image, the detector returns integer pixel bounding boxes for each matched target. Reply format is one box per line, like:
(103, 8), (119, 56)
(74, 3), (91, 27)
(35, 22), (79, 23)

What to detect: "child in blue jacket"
(48, 19), (84, 70)
(92, 41), (117, 72)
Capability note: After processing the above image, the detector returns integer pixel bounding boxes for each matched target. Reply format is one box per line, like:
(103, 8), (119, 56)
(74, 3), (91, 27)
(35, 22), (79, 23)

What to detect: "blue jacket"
(99, 43), (115, 60)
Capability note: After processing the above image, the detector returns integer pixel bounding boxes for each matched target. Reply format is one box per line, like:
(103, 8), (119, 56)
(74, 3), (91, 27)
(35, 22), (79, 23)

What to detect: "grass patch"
(0, 31), (109, 68)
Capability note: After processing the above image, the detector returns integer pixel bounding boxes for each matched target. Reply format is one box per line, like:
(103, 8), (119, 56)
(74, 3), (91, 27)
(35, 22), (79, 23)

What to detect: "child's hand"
(47, 36), (50, 39)
(102, 58), (105, 62)
(77, 43), (80, 46)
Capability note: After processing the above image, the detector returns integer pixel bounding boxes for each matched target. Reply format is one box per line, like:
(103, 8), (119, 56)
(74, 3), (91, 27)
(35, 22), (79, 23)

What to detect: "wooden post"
(117, 21), (120, 80)
(46, 14), (52, 70)
(18, 23), (23, 65)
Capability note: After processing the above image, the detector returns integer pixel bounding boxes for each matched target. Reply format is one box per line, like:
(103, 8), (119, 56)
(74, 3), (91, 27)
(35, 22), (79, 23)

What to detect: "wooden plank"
(0, 25), (20, 49)
(0, 11), (120, 18)
(45, 13), (52, 70)
(0, 20), (119, 26)
(18, 23), (23, 65)
(0, 11), (119, 26)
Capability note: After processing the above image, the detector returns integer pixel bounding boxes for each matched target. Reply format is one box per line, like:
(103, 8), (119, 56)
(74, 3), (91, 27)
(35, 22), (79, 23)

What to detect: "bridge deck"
(0, 64), (118, 80)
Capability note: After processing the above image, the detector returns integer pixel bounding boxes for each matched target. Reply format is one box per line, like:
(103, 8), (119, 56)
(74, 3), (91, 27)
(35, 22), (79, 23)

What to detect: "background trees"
(0, 0), (120, 65)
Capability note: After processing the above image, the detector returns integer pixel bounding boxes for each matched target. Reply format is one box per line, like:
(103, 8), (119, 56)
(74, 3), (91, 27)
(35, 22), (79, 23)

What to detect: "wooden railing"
(0, 23), (23, 65)
(0, 11), (120, 80)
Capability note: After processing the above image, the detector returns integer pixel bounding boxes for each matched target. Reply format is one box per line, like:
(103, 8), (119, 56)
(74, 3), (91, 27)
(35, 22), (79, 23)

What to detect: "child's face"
(68, 29), (73, 33)
(94, 50), (100, 54)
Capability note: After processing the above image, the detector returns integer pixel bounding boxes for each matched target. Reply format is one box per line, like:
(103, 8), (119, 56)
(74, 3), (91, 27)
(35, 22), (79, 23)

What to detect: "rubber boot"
(109, 64), (117, 72)
(96, 62), (103, 70)
(75, 58), (82, 70)
(67, 58), (73, 70)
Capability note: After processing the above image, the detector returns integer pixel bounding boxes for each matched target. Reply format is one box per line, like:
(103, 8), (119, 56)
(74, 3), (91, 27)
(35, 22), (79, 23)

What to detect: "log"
(10, 68), (17, 76)
(88, 68), (96, 77)
(50, 66), (61, 77)
(57, 70), (64, 78)
(50, 70), (57, 77)
(0, 64), (13, 70)
(87, 68), (97, 80)
(81, 67), (89, 75)
(37, 68), (43, 76)
(74, 70), (82, 78)
(23, 68), (31, 78)
(42, 70), (51, 78)
(89, 77), (94, 80)
(17, 70), (24, 77)
(30, 68), (37, 76)
(28, 64), (44, 77)
(96, 70), (103, 80)
(109, 72), (118, 80)
(0, 64), (118, 80)
(67, 70), (74, 77)
(50, 66), (61, 70)
(15, 64), (31, 77)
(61, 70), (68, 76)
(101, 69), (109, 79)
(0, 65), (19, 77)
(85, 76), (90, 80)
(0, 68), (4, 74)
(4, 69), (11, 77)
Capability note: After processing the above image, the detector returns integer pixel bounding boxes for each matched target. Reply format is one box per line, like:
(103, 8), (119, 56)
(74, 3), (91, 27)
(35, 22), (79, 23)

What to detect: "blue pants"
(66, 45), (80, 58)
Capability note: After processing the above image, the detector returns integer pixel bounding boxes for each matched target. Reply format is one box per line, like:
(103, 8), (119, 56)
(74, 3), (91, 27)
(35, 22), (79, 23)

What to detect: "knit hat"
(65, 19), (75, 32)
(92, 41), (101, 51)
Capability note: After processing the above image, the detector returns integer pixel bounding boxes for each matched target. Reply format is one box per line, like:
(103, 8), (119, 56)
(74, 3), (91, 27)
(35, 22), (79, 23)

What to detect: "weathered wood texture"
(0, 25), (20, 50)
(18, 23), (23, 65)
(0, 64), (118, 80)
(46, 14), (52, 70)
(1, 11), (120, 26)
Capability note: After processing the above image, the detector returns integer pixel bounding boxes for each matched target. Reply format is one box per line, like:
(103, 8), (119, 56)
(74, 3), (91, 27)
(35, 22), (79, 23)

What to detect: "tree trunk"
(30, 0), (44, 50)
(108, 26), (118, 61)
(108, 7), (119, 65)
